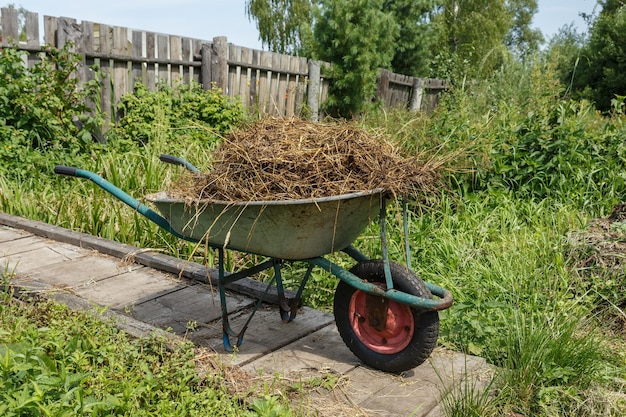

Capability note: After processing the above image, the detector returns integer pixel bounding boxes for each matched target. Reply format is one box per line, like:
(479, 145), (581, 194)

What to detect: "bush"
(0, 43), (103, 179)
(115, 82), (245, 147)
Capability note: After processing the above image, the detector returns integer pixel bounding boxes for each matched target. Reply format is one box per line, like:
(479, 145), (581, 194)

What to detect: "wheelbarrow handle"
(54, 165), (80, 177)
(159, 154), (200, 173)
(54, 165), (188, 241)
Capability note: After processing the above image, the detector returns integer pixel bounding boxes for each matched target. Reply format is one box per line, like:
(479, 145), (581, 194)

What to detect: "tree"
(570, 0), (626, 111)
(543, 23), (586, 95)
(313, 0), (398, 117)
(434, 0), (512, 78)
(385, 0), (440, 76)
(505, 0), (543, 59)
(245, 0), (314, 54)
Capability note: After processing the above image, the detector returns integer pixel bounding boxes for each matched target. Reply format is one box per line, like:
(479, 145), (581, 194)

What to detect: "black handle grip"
(54, 165), (79, 177)
(159, 154), (185, 166)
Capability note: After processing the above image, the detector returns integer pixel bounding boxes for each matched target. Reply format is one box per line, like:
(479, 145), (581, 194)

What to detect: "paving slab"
(0, 238), (86, 273)
(130, 284), (255, 334)
(24, 253), (143, 287)
(0, 225), (32, 242)
(191, 306), (336, 366)
(72, 267), (187, 310)
(242, 322), (359, 375)
(0, 235), (49, 256)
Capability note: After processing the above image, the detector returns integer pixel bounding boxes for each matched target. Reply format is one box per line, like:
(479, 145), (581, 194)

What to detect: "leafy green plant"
(0, 297), (273, 416)
(115, 82), (245, 146)
(246, 395), (293, 417)
(0, 43), (103, 179)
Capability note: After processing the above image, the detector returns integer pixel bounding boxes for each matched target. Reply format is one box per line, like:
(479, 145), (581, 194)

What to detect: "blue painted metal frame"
(54, 155), (453, 352)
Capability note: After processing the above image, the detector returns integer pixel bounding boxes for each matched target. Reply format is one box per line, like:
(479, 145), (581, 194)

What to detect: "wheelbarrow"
(54, 155), (453, 373)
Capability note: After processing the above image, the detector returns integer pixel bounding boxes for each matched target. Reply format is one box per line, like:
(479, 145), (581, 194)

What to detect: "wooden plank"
(1, 7), (19, 45)
(307, 60), (321, 122)
(49, 290), (186, 349)
(213, 36), (228, 93)
(269, 52), (282, 115)
(24, 11), (39, 49)
(131, 30), (144, 88)
(191, 306), (335, 366)
(145, 32), (156, 89)
(259, 51), (273, 114)
(277, 53), (290, 115)
(295, 57), (307, 116)
(157, 34), (169, 85)
(250, 49), (261, 110)
(72, 267), (186, 310)
(228, 44), (242, 99)
(240, 46), (253, 109)
(335, 366), (440, 417)
(191, 38), (203, 84)
(170, 35), (182, 86)
(130, 284), (255, 334)
(112, 26), (129, 120)
(80, 21), (97, 113)
(98, 24), (113, 126)
(286, 56), (299, 116)
(43, 15), (58, 46)
(181, 37), (192, 85)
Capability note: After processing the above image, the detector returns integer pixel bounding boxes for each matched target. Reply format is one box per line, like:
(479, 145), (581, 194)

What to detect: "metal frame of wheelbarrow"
(54, 154), (453, 352)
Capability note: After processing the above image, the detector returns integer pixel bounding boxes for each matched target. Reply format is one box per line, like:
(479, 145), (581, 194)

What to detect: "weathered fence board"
(1, 7), (446, 125)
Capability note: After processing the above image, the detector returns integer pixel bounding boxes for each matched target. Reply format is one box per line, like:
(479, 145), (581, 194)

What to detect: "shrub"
(0, 43), (103, 179)
(115, 82), (245, 147)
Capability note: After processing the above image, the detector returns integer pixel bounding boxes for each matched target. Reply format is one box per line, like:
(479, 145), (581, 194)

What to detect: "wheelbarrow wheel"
(333, 260), (439, 373)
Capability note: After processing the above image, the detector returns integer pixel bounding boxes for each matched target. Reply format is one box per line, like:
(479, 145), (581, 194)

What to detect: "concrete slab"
(0, 235), (48, 256)
(191, 306), (335, 366)
(242, 323), (359, 375)
(0, 225), (31, 242)
(71, 267), (187, 310)
(24, 254), (144, 287)
(130, 284), (255, 334)
(1, 245), (84, 274)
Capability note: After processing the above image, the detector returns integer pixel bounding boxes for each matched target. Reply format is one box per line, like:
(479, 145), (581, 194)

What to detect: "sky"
(7, 0), (600, 50)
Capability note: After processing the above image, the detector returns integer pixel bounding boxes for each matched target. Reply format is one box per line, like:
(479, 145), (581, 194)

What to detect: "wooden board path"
(0, 212), (491, 417)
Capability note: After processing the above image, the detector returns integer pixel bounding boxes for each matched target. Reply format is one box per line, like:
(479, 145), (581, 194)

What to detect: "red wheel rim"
(348, 289), (415, 354)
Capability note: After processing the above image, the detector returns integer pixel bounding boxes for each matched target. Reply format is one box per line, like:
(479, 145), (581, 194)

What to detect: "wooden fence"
(0, 7), (446, 125)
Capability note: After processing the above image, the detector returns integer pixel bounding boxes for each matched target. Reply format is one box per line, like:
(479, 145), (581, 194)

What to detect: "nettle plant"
(0, 43), (103, 178)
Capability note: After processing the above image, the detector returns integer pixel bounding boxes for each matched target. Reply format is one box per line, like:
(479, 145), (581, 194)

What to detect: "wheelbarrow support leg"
(217, 249), (283, 352)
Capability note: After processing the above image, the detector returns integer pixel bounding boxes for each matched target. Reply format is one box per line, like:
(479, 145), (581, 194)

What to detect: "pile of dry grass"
(167, 117), (441, 202)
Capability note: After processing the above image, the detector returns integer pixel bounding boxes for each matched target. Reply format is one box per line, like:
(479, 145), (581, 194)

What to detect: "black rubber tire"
(334, 260), (439, 373)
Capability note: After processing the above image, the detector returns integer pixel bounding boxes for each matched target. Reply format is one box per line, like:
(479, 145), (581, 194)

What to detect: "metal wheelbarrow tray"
(55, 155), (452, 373)
(145, 188), (382, 260)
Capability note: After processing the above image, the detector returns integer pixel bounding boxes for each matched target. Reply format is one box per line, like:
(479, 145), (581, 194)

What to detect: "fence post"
(307, 59), (321, 122)
(409, 78), (424, 112)
(212, 36), (228, 93)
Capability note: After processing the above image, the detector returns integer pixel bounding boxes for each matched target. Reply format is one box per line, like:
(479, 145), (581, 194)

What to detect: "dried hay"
(167, 116), (440, 202)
